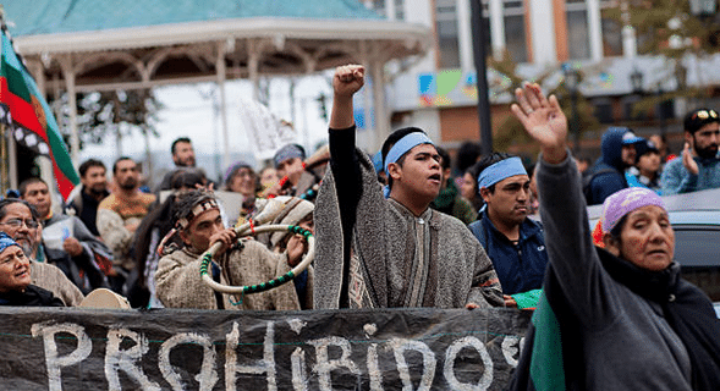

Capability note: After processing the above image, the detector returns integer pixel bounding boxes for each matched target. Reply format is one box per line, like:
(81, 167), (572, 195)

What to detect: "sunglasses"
(692, 109), (719, 120)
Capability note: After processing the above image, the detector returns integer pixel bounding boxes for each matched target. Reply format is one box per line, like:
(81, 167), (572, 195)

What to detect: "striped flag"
(0, 27), (79, 199)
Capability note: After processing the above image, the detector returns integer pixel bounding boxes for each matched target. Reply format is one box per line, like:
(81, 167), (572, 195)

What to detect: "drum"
(79, 288), (131, 309)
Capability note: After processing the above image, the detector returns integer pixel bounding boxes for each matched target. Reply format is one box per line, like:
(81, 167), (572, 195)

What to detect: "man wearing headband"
(154, 190), (301, 310)
(314, 64), (503, 309)
(0, 232), (64, 306)
(508, 83), (720, 390)
(661, 107), (720, 195)
(468, 153), (548, 309)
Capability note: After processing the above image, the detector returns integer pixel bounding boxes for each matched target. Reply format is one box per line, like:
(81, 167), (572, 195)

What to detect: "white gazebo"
(7, 0), (432, 176)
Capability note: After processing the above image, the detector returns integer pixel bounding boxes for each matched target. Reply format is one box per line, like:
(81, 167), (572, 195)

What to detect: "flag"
(0, 27), (79, 199)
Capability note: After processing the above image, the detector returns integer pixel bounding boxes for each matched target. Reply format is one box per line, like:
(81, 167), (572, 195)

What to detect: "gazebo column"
(216, 41), (231, 169)
(58, 54), (80, 167)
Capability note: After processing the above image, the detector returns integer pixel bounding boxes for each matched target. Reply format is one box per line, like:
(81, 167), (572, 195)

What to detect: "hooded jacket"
(586, 127), (632, 205)
(468, 210), (548, 295)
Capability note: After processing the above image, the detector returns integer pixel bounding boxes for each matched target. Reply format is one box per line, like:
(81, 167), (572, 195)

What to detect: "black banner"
(0, 307), (531, 390)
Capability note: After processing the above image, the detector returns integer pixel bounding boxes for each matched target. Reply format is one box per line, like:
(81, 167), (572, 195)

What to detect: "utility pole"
(470, 0), (493, 155)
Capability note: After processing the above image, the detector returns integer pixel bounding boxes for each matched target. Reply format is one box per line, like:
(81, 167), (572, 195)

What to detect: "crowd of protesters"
(0, 65), (718, 388)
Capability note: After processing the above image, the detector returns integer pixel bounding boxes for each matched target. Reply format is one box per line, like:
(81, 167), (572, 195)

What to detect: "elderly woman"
(0, 232), (64, 306)
(510, 83), (720, 390)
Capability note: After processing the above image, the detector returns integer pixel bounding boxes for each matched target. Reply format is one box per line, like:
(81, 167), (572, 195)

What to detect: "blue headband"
(384, 132), (434, 175)
(0, 232), (20, 253)
(477, 157), (528, 189)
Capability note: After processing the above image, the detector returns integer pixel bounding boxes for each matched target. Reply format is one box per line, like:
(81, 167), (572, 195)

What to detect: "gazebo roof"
(5, 0), (431, 89)
(2, 0), (429, 162)
(7, 0), (383, 37)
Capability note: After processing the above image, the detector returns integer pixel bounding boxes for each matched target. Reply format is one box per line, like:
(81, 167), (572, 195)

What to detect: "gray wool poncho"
(313, 127), (504, 309)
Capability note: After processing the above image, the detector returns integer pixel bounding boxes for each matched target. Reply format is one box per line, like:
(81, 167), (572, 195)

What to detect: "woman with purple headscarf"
(509, 83), (720, 390)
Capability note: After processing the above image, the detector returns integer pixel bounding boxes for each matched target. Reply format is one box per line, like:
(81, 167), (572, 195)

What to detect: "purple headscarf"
(601, 187), (665, 232)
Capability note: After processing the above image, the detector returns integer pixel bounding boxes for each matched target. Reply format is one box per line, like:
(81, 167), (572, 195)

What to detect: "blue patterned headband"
(477, 157), (528, 189)
(384, 132), (434, 176)
(0, 232), (20, 253)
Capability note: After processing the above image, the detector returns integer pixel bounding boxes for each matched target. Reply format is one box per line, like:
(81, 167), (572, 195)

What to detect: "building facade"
(358, 0), (720, 155)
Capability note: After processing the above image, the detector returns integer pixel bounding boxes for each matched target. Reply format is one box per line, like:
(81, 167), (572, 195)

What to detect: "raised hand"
(333, 65), (364, 99)
(511, 82), (569, 164)
(330, 65), (364, 129)
(682, 142), (699, 175)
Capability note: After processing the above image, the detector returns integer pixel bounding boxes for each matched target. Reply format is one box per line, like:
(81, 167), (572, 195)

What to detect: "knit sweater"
(30, 260), (84, 306)
(155, 241), (300, 311)
(660, 154), (720, 195)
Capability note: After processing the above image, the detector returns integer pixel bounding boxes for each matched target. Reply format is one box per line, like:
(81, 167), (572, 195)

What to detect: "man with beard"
(171, 137), (197, 168)
(20, 178), (111, 293)
(0, 199), (84, 306)
(468, 153), (549, 309)
(661, 108), (720, 195)
(98, 157), (156, 291)
(68, 159), (110, 236)
(314, 65), (503, 309)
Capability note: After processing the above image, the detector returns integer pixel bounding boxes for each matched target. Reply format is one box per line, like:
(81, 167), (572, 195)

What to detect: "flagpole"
(0, 6), (8, 195)
(0, 123), (8, 195)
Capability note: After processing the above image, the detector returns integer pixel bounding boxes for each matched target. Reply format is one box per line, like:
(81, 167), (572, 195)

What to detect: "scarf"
(600, 249), (720, 390)
(511, 247), (720, 390)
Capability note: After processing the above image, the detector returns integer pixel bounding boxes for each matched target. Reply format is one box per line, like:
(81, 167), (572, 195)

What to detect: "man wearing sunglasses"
(661, 108), (720, 195)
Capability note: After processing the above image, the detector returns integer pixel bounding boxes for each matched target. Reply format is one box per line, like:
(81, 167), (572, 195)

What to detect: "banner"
(238, 99), (298, 161)
(0, 307), (531, 390)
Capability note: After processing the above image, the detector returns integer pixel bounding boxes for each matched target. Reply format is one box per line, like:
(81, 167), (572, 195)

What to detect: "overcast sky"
(78, 73), (333, 179)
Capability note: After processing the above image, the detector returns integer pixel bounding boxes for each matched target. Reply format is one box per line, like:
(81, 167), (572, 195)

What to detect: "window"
(592, 98), (614, 123)
(436, 0), (460, 68)
(372, 0), (386, 16)
(622, 96), (647, 121)
(395, 0), (405, 20)
(600, 1), (623, 57)
(566, 0), (591, 60)
(503, 0), (528, 63)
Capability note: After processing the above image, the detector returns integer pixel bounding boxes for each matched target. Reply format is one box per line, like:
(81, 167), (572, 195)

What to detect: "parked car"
(588, 188), (720, 317)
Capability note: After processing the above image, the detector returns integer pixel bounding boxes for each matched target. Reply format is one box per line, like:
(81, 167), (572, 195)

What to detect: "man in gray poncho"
(314, 65), (504, 309)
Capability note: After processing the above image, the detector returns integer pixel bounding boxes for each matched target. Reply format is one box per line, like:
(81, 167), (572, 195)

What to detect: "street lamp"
(563, 65), (581, 154)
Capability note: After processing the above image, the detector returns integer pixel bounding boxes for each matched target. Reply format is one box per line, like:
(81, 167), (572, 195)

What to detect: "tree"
(604, 0), (720, 112)
(487, 52), (601, 154)
(50, 89), (161, 151)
